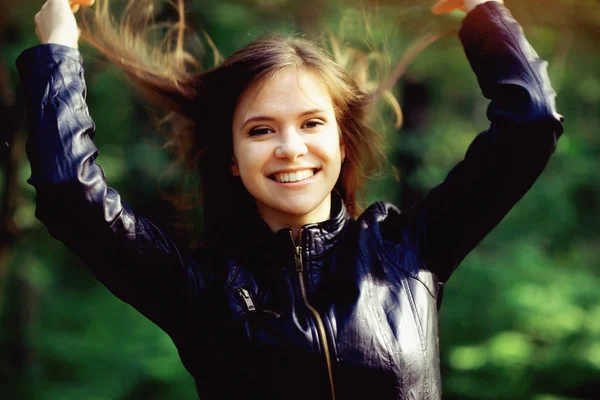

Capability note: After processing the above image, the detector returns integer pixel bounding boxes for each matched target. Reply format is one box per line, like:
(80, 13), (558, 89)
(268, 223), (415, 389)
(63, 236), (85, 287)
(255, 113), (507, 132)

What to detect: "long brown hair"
(79, 0), (421, 247)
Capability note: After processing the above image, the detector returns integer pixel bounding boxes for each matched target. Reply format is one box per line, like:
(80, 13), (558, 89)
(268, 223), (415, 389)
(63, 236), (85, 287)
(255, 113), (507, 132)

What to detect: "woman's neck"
(257, 194), (332, 237)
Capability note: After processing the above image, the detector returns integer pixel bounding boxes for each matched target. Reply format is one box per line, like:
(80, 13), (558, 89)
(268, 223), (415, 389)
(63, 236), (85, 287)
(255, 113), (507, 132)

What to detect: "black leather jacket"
(17, 3), (563, 399)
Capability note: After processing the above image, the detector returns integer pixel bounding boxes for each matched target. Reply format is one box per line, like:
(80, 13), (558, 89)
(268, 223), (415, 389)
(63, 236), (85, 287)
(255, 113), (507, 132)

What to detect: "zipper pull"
(290, 230), (304, 272)
(237, 288), (256, 312)
(294, 246), (303, 272)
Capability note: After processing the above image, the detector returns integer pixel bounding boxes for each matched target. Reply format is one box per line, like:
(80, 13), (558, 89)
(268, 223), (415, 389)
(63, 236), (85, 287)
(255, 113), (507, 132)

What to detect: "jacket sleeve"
(16, 44), (209, 329)
(381, 2), (563, 283)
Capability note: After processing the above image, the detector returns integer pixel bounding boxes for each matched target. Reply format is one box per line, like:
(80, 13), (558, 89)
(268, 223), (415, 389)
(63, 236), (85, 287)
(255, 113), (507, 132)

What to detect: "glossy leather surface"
(17, 3), (563, 399)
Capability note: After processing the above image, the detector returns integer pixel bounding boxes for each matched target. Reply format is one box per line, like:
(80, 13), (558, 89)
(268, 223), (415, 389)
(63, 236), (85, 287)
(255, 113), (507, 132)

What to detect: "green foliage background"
(1, 0), (599, 399)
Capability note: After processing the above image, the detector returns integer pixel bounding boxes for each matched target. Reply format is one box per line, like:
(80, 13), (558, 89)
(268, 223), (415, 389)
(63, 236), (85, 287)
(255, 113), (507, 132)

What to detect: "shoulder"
(351, 202), (431, 283)
(358, 201), (404, 223)
(356, 201), (424, 254)
(356, 201), (408, 240)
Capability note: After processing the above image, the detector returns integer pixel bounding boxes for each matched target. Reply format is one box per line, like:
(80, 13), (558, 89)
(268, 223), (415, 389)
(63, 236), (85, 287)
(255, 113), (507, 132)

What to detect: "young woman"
(17, 0), (563, 398)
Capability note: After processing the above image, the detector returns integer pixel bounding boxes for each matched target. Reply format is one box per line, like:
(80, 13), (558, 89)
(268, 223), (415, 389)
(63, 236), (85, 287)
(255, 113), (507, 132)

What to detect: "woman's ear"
(231, 156), (240, 176)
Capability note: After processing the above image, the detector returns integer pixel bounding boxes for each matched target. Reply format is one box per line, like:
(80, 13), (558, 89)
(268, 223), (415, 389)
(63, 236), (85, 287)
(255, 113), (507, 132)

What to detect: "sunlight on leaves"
(487, 331), (533, 367)
(449, 345), (487, 371)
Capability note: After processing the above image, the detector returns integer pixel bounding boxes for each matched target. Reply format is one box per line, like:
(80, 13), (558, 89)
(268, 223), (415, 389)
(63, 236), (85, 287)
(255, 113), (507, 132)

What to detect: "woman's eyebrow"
(298, 108), (326, 117)
(241, 115), (276, 129)
(241, 109), (326, 129)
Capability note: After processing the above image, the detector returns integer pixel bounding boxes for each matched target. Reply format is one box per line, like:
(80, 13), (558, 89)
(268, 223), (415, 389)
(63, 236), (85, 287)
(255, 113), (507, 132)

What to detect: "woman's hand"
(431, 0), (466, 14)
(69, 0), (94, 13)
(431, 0), (503, 15)
(34, 0), (94, 49)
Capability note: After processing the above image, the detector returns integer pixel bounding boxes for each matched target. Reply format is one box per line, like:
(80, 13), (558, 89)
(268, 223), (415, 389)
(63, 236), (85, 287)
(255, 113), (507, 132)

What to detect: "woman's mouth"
(270, 169), (318, 183)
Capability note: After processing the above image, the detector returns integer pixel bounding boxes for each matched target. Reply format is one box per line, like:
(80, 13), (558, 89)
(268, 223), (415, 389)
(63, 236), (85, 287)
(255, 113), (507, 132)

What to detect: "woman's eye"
(302, 120), (324, 129)
(249, 127), (274, 136)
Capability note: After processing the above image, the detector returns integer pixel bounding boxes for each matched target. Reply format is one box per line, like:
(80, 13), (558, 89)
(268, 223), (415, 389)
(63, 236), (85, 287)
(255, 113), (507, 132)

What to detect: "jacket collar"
(292, 193), (349, 260)
(246, 193), (350, 265)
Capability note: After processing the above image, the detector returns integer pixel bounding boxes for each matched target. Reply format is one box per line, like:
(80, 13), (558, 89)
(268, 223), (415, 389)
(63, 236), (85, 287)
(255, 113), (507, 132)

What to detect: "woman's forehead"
(233, 67), (335, 128)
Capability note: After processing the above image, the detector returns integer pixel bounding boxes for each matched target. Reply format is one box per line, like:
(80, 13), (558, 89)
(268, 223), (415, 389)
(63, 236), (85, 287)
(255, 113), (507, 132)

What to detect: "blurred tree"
(0, 1), (37, 397)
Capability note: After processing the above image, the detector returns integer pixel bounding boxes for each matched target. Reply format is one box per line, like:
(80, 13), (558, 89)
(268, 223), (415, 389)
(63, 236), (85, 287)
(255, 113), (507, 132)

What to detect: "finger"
(431, 0), (463, 15)
(431, 0), (461, 14)
(70, 0), (95, 7)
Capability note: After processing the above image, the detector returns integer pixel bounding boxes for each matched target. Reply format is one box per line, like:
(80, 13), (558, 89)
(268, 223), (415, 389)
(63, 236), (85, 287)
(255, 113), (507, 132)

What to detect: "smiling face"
(231, 66), (345, 232)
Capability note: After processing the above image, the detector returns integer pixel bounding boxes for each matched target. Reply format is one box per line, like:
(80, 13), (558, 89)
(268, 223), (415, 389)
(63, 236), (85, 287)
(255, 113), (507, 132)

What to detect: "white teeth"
(273, 169), (315, 183)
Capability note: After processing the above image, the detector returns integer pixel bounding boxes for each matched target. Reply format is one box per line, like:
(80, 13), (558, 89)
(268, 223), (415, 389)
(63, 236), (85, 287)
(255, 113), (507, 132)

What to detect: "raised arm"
(381, 1), (564, 283)
(16, 0), (208, 330)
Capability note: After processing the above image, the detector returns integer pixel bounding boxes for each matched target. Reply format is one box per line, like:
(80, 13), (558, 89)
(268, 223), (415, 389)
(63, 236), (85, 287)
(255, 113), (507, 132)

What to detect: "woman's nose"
(275, 130), (308, 161)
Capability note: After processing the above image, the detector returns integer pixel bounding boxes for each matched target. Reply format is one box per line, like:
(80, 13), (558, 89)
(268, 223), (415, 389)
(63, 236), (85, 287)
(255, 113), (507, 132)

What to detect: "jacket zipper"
(237, 287), (281, 317)
(290, 229), (336, 400)
(237, 288), (256, 311)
